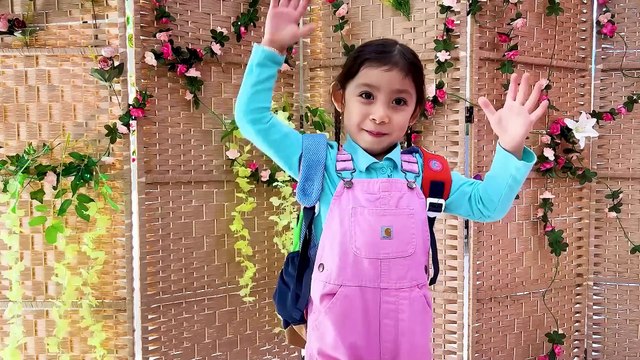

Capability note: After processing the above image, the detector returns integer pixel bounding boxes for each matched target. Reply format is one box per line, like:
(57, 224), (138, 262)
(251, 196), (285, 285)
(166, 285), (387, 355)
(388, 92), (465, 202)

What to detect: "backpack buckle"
(426, 198), (445, 218)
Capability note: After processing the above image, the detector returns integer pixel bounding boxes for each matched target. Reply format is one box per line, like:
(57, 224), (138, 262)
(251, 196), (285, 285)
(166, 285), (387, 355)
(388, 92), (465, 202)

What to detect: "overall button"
(318, 263), (324, 272)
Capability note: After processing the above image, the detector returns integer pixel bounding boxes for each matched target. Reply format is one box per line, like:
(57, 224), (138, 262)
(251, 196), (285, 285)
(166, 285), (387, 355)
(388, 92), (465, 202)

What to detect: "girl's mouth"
(365, 130), (386, 137)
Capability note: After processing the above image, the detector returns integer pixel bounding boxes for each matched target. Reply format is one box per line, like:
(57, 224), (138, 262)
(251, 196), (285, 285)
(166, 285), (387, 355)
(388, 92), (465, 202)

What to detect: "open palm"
(478, 72), (549, 155)
(263, 0), (314, 53)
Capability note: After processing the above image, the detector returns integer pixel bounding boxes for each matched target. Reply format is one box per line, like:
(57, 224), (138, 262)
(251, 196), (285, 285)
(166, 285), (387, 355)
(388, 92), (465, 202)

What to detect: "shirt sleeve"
(444, 144), (536, 222)
(234, 44), (303, 179)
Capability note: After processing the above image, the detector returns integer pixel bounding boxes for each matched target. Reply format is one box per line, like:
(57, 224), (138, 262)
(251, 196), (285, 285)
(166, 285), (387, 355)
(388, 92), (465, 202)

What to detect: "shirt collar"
(343, 135), (402, 172)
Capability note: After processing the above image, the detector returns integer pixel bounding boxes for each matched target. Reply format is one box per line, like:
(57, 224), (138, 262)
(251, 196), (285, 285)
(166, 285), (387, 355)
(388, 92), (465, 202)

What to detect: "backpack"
(272, 134), (451, 348)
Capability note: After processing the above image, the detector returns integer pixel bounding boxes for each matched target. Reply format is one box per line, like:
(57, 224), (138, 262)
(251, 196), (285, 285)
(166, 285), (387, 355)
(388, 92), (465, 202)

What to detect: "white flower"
(427, 83), (436, 98)
(44, 171), (57, 187)
(216, 26), (228, 35)
(101, 156), (116, 165)
(185, 91), (194, 100)
(144, 51), (157, 67)
(539, 191), (555, 199)
(598, 12), (612, 24)
(436, 50), (451, 62)
(543, 147), (555, 161)
(210, 42), (222, 56)
(280, 63), (292, 72)
(226, 148), (240, 160)
(117, 123), (129, 134)
(260, 169), (271, 182)
(336, 4), (349, 17)
(185, 68), (201, 78)
(101, 47), (117, 58)
(564, 112), (599, 149)
(512, 18), (527, 30)
(442, 0), (460, 11)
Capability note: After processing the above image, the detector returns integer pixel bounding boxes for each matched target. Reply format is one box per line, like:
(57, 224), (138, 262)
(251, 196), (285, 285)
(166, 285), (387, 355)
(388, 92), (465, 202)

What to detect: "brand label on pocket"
(381, 226), (393, 240)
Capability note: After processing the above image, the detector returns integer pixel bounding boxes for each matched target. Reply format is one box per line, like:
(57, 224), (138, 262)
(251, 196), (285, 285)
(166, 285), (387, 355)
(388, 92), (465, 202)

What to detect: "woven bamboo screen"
(588, 0), (640, 357)
(0, 0), (131, 358)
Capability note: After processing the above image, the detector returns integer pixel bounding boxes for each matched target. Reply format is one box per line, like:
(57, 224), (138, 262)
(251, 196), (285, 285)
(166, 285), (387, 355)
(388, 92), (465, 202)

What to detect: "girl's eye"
(393, 98), (408, 106)
(359, 91), (374, 100)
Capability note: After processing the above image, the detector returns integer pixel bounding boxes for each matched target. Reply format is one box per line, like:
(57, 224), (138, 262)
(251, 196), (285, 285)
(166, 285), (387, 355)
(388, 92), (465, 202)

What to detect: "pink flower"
(425, 101), (435, 116)
(411, 133), (419, 143)
(616, 105), (628, 115)
(117, 123), (129, 134)
(553, 345), (565, 357)
(327, 0), (336, 3)
(155, 31), (171, 42)
(549, 122), (561, 136)
(44, 171), (57, 187)
(210, 42), (222, 55)
(185, 67), (201, 78)
(541, 135), (551, 144)
(176, 64), (188, 76)
(291, 182), (298, 191)
(556, 156), (566, 168)
(196, 48), (204, 59)
(260, 169), (271, 182)
(436, 34), (445, 40)
(336, 4), (349, 17)
(598, 0), (608, 4)
(160, 17), (171, 24)
(247, 161), (258, 171)
(427, 84), (436, 98)
(536, 208), (545, 218)
(240, 26), (247, 39)
(601, 22), (617, 37)
(0, 15), (9, 32)
(543, 147), (555, 161)
(280, 63), (292, 72)
(539, 161), (554, 171)
(144, 51), (157, 66)
(98, 56), (114, 70)
(598, 12), (612, 25)
(602, 112), (614, 122)
(545, 223), (555, 232)
(291, 47), (298, 56)
(129, 107), (145, 118)
(161, 42), (174, 60)
(555, 118), (566, 126)
(185, 91), (194, 100)
(136, 92), (144, 103)
(497, 33), (511, 44)
(226, 148), (240, 160)
(512, 18), (527, 30)
(540, 94), (549, 104)
(607, 211), (617, 218)
(505, 50), (519, 60)
(436, 89), (447, 102)
(445, 18), (455, 30)
(538, 355), (549, 360)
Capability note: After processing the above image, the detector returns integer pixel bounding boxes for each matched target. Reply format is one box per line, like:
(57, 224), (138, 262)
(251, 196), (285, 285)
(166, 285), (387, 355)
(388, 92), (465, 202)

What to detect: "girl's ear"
(331, 82), (344, 113)
(409, 105), (422, 127)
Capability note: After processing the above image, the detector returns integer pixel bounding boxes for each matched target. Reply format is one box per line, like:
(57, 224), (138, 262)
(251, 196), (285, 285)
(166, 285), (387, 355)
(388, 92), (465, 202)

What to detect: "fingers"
(507, 73), (519, 102)
(530, 99), (549, 124)
(515, 72), (531, 105)
(279, 0), (291, 7)
(295, 0), (311, 18)
(289, 0), (300, 9)
(524, 79), (547, 113)
(478, 96), (497, 121)
(299, 23), (315, 38)
(270, 0), (278, 11)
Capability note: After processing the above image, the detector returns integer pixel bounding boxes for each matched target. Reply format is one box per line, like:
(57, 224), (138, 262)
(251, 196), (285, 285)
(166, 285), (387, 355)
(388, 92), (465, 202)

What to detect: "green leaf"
(30, 188), (45, 204)
(76, 203), (91, 222)
(45, 225), (59, 244)
(545, 330), (566, 345)
(630, 245), (640, 254)
(29, 216), (48, 227)
(69, 152), (85, 161)
(58, 199), (73, 216)
(76, 193), (95, 204)
(35, 204), (48, 212)
(55, 188), (68, 199)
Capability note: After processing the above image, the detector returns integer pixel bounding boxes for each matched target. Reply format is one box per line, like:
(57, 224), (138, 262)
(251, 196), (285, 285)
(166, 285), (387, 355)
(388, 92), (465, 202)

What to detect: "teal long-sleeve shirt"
(235, 44), (536, 242)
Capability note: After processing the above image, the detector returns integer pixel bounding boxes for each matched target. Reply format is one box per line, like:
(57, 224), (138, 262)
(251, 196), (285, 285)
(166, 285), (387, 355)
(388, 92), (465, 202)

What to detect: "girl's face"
(332, 66), (419, 161)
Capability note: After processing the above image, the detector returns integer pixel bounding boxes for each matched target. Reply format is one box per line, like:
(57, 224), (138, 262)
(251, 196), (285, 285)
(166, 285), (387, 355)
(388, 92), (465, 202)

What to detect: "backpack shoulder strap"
(419, 147), (451, 216)
(295, 133), (327, 208)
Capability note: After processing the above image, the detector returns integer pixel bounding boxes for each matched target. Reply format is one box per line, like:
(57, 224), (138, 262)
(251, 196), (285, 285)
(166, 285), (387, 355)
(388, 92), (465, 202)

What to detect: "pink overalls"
(305, 149), (434, 360)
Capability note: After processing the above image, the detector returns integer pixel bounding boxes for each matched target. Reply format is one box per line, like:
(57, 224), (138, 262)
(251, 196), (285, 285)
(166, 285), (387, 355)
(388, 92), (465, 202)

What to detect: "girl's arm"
(444, 144), (535, 222)
(234, 45), (302, 178)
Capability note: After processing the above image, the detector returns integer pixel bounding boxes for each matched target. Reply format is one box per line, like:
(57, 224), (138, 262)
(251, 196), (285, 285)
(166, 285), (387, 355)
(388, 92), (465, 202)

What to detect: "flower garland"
(327, 0), (356, 56)
(232, 0), (260, 42)
(0, 9), (38, 45)
(380, 0), (412, 19)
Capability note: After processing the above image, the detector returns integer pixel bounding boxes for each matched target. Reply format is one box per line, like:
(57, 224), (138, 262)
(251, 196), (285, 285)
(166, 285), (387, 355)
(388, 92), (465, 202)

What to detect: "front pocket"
(350, 207), (417, 259)
(308, 282), (344, 332)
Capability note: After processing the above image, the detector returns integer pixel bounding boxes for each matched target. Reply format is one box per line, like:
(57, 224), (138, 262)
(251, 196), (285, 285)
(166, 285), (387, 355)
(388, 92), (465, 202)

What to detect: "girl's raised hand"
(477, 72), (549, 159)
(262, 0), (315, 54)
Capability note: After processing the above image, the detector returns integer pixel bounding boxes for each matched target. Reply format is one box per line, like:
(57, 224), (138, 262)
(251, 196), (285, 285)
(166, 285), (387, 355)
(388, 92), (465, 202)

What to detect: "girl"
(235, 1), (549, 358)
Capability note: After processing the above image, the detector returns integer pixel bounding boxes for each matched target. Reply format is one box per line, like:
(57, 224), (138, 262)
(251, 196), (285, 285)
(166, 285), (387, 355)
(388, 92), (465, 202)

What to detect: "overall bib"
(305, 149), (434, 360)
